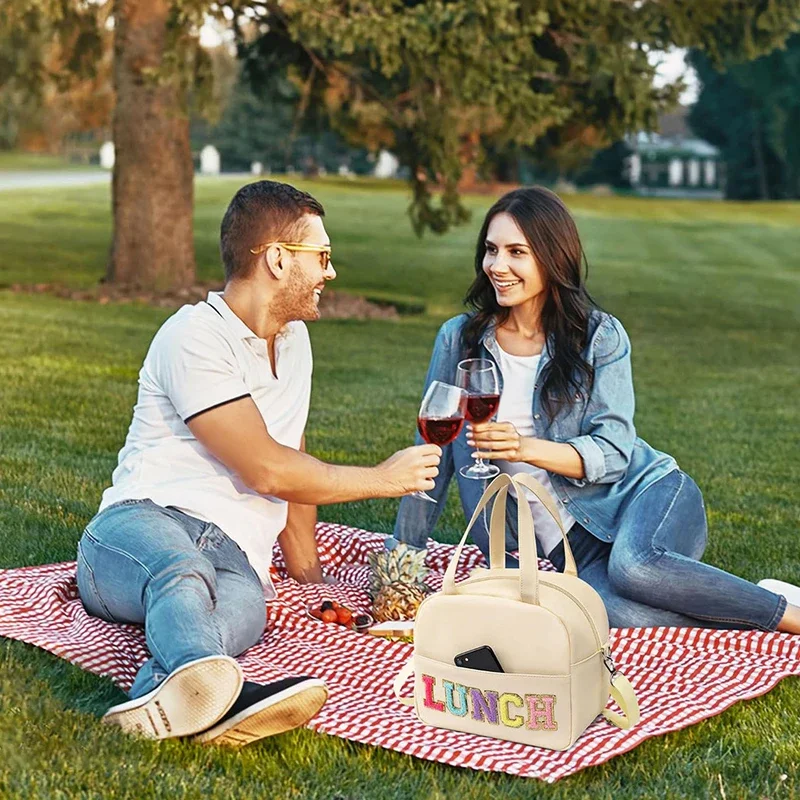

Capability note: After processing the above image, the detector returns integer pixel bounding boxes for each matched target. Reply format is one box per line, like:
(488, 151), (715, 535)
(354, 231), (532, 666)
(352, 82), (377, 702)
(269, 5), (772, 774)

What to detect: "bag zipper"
(457, 570), (604, 651)
(538, 578), (603, 650)
(541, 580), (617, 679)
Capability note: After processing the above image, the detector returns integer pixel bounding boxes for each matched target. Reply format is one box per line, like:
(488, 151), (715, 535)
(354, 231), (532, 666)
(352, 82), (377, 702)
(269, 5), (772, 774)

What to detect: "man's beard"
(273, 267), (321, 324)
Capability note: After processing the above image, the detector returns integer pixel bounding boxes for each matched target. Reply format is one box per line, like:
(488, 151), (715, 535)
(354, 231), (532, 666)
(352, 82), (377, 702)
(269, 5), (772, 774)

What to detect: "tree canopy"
(3, 0), (799, 289)
(689, 34), (800, 200)
(234, 0), (799, 233)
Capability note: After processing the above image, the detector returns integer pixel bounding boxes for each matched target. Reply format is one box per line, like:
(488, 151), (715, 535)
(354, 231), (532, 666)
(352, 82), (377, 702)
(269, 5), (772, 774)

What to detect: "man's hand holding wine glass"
(379, 444), (442, 496)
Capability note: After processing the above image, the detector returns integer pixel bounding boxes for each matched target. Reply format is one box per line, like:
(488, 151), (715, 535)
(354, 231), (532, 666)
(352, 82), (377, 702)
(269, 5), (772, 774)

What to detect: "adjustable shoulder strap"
(393, 656), (415, 707)
(602, 671), (640, 730)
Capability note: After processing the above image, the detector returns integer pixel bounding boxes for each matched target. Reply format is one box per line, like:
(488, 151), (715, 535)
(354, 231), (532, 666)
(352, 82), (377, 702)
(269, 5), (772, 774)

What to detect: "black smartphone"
(454, 645), (505, 673)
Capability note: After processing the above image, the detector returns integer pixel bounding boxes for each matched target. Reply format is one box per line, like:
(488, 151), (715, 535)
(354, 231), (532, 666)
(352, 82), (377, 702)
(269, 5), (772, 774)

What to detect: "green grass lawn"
(0, 179), (799, 798)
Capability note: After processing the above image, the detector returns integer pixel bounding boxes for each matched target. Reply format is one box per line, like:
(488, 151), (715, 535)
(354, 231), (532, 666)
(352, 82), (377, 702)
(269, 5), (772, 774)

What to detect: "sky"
(652, 48), (700, 104)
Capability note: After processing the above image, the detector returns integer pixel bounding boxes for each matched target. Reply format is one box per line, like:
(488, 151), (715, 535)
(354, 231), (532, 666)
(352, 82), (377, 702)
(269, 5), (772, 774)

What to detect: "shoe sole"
(103, 655), (243, 740)
(195, 679), (328, 747)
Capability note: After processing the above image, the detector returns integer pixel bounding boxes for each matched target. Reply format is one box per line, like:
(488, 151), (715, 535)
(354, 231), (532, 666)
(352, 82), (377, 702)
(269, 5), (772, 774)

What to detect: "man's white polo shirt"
(99, 291), (312, 597)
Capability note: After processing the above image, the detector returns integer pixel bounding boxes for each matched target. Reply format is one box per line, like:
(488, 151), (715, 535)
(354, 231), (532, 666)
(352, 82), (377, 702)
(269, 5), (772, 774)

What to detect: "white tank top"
(494, 345), (576, 557)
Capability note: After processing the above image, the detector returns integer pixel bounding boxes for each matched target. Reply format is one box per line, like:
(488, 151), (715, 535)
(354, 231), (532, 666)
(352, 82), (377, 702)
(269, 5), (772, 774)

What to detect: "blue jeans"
(547, 470), (787, 630)
(76, 499), (267, 699)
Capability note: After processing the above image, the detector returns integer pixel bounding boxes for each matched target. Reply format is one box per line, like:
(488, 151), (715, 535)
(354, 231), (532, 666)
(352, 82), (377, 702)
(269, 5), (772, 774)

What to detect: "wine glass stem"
(412, 490), (437, 504)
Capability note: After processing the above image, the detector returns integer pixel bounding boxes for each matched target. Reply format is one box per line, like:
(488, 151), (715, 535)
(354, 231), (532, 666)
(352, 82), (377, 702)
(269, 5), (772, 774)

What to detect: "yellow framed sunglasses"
(250, 241), (332, 269)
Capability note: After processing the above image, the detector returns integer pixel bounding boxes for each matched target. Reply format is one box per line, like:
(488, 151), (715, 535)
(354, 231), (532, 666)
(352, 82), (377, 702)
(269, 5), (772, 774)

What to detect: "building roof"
(631, 131), (719, 158)
(657, 106), (692, 138)
(627, 103), (720, 158)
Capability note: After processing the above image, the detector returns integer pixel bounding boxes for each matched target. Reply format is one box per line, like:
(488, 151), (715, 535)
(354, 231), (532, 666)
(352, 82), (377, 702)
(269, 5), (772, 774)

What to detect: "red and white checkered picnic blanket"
(1, 522), (799, 782)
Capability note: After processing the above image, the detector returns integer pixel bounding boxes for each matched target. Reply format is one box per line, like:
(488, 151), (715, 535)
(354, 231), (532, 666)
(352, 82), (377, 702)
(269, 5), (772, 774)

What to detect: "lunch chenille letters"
(422, 674), (558, 730)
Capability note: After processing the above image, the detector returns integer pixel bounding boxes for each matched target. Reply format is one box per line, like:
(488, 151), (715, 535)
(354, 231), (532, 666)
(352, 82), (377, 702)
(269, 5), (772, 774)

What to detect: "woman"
(391, 186), (800, 632)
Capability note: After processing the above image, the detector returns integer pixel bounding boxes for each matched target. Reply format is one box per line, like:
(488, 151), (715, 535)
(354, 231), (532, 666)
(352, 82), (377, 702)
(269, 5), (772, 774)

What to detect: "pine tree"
(689, 35), (800, 200)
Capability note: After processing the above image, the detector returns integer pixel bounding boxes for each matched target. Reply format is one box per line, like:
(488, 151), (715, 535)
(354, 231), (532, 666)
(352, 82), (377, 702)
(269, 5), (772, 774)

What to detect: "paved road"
(0, 171), (255, 192)
(0, 170), (111, 191)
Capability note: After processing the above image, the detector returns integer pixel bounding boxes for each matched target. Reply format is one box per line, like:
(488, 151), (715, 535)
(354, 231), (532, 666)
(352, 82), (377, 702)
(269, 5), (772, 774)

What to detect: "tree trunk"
(107, 0), (195, 291)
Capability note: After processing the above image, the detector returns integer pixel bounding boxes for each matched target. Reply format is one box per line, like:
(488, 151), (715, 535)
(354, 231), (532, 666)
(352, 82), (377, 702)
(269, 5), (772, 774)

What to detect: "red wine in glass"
(465, 393), (501, 424)
(456, 358), (501, 480)
(413, 381), (467, 503)
(417, 416), (465, 447)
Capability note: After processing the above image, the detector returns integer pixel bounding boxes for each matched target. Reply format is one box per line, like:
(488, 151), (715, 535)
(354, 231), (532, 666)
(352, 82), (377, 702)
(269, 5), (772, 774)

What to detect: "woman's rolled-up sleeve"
(565, 316), (636, 486)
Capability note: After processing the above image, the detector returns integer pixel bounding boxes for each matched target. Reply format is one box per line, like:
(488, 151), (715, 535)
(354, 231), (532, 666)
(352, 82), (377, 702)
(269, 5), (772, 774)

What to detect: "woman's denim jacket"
(393, 310), (678, 561)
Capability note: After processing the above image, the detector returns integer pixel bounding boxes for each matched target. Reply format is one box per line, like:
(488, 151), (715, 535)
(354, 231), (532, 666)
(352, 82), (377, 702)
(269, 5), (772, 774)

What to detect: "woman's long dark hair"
(461, 186), (598, 422)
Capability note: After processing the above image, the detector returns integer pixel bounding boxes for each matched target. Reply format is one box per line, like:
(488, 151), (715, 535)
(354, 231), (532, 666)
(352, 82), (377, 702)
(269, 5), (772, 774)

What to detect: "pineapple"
(368, 542), (431, 622)
(373, 582), (428, 622)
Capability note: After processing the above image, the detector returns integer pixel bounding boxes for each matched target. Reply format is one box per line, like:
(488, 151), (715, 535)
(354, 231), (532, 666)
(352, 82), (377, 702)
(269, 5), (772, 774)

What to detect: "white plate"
(367, 620), (415, 639)
(305, 603), (373, 631)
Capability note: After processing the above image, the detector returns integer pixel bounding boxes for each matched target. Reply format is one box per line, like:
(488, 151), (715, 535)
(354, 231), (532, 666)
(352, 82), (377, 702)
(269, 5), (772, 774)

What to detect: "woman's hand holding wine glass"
(466, 420), (528, 463)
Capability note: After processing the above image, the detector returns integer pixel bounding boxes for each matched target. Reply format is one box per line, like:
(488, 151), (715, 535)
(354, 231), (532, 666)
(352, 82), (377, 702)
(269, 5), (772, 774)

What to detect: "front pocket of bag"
(413, 654), (573, 750)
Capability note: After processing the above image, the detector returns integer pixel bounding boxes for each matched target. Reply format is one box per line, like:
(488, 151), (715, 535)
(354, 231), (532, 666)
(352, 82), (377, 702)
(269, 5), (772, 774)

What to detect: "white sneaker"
(102, 655), (243, 740)
(758, 579), (800, 607)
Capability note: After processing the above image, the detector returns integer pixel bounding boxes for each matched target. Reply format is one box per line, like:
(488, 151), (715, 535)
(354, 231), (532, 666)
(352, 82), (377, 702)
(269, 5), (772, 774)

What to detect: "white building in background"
(687, 159), (701, 186)
(668, 157), (684, 186)
(373, 150), (400, 179)
(626, 135), (723, 198)
(628, 153), (642, 185)
(624, 104), (724, 197)
(99, 142), (115, 170)
(200, 145), (220, 175)
(704, 159), (716, 187)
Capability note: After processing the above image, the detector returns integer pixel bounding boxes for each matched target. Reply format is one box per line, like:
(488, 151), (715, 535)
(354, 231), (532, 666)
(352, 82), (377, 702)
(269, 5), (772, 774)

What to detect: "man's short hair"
(220, 181), (325, 282)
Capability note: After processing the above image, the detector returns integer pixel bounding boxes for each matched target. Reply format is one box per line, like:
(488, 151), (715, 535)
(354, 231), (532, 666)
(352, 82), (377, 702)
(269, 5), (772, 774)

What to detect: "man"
(76, 181), (440, 747)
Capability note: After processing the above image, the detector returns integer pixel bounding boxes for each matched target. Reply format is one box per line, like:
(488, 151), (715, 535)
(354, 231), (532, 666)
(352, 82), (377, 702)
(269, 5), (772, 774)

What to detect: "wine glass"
(414, 380), (467, 503)
(457, 358), (501, 480)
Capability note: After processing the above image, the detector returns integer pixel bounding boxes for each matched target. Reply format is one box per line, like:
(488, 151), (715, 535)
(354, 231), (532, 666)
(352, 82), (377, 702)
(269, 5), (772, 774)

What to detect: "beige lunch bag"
(393, 472), (639, 750)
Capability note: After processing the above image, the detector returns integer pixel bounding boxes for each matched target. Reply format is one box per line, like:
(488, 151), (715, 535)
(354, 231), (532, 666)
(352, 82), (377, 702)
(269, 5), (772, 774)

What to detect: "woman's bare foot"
(776, 603), (800, 634)
(759, 579), (800, 634)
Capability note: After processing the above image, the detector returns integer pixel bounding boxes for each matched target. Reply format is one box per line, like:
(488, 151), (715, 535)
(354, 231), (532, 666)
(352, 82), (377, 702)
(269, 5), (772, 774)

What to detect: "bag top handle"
(442, 473), (578, 604)
(443, 474), (540, 603)
(491, 473), (577, 577)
